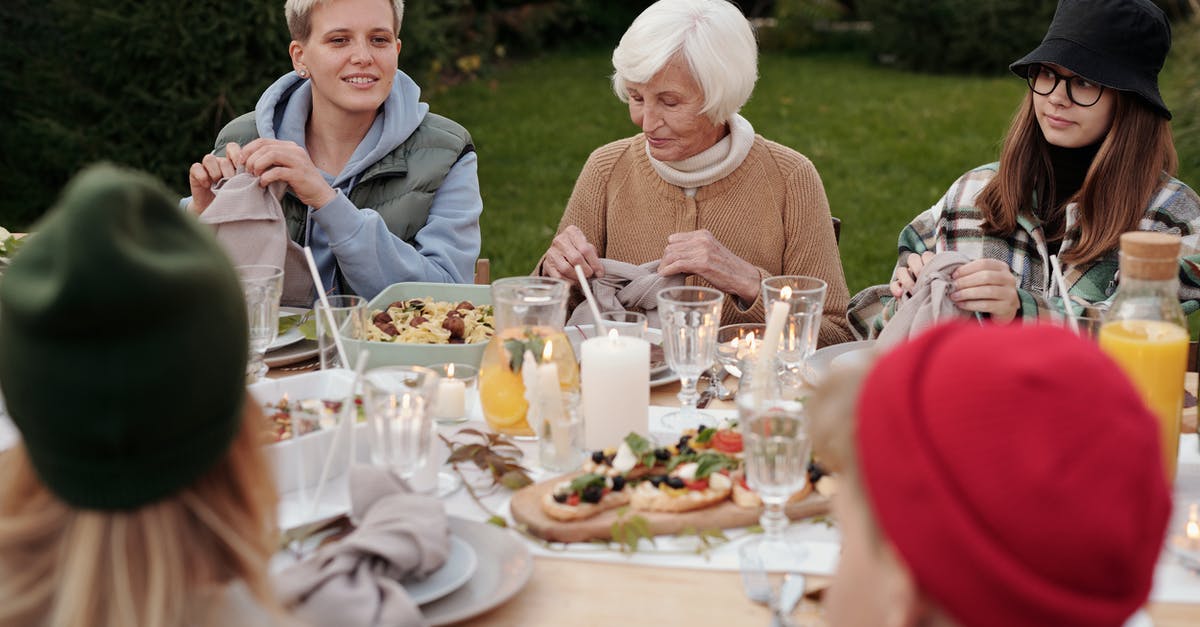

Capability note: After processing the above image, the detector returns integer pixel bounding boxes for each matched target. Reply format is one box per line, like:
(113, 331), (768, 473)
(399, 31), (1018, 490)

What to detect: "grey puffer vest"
(213, 111), (474, 245)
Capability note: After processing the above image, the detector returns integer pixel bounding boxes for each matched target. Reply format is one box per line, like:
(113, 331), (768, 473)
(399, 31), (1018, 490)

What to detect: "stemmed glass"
(656, 286), (723, 431)
(237, 265), (284, 383)
(715, 322), (766, 394)
(737, 355), (811, 626)
(762, 276), (826, 385)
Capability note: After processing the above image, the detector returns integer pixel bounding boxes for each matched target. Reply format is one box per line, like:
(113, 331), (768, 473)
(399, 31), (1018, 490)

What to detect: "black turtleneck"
(1038, 140), (1102, 255)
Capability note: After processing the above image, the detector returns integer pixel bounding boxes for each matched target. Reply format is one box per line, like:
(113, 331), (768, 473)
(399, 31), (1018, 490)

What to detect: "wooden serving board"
(509, 473), (830, 543)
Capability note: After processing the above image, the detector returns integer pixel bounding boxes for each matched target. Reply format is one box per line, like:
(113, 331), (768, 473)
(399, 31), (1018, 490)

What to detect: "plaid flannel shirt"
(848, 163), (1200, 339)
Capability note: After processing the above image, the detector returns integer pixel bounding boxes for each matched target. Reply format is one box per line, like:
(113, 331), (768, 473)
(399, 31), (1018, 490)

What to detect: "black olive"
(653, 448), (670, 461)
(666, 476), (686, 489)
(678, 435), (692, 447)
(591, 451), (605, 464)
(553, 492), (568, 503)
(581, 485), (603, 504)
(611, 476), (626, 491)
(679, 445), (694, 456)
(649, 475), (666, 487)
(604, 454), (616, 465)
(697, 424), (707, 432)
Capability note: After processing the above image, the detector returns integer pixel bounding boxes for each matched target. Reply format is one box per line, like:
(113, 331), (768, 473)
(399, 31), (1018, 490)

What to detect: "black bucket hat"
(1010, 0), (1172, 119)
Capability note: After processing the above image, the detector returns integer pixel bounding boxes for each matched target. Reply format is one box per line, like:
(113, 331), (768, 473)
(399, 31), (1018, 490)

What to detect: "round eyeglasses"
(1026, 64), (1105, 107)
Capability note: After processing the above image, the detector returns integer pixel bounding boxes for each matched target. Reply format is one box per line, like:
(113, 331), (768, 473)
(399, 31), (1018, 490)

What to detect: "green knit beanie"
(0, 164), (249, 510)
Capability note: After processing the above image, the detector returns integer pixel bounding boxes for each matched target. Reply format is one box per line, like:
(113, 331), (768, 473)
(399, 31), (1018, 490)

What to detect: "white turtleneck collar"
(647, 113), (755, 196)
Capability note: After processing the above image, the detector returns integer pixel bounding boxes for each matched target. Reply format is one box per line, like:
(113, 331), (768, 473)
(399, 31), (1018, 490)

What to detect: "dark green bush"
(1165, 18), (1200, 182)
(858, 0), (1056, 74)
(0, 0), (651, 229)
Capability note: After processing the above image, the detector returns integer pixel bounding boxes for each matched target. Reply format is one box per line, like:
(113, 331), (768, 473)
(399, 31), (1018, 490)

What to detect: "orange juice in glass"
(479, 278), (579, 439)
(1099, 320), (1187, 480)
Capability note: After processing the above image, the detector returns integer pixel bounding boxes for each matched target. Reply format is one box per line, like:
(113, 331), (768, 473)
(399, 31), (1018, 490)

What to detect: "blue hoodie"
(253, 70), (481, 296)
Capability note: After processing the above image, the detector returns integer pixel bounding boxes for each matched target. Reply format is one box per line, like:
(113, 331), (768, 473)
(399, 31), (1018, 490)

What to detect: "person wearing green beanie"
(0, 164), (293, 626)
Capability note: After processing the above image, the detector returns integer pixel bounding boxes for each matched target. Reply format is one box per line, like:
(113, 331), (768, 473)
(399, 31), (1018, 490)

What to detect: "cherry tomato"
(711, 430), (743, 454)
(567, 494), (581, 506)
(684, 478), (709, 491)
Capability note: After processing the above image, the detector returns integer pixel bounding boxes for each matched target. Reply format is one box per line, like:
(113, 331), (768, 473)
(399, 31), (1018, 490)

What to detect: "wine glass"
(737, 357), (811, 626)
(656, 286), (723, 431)
(236, 265), (284, 383)
(762, 276), (826, 385)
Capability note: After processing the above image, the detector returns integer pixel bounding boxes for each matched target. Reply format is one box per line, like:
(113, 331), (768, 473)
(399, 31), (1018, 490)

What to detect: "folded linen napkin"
(276, 465), (450, 627)
(198, 170), (314, 307)
(566, 259), (685, 329)
(875, 251), (974, 349)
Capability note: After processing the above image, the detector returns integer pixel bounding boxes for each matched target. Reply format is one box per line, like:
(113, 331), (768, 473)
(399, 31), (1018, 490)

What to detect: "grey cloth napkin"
(276, 465), (450, 627)
(198, 170), (314, 307)
(566, 259), (685, 329)
(876, 251), (973, 349)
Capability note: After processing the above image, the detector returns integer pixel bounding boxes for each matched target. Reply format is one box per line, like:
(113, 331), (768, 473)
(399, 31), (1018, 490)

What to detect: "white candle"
(433, 367), (466, 419)
(581, 328), (650, 449)
(537, 342), (570, 464)
(757, 287), (791, 392)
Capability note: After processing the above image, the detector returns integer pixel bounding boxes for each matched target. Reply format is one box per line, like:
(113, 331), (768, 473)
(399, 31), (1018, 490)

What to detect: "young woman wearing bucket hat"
(808, 323), (1171, 627)
(848, 0), (1200, 338)
(0, 166), (296, 626)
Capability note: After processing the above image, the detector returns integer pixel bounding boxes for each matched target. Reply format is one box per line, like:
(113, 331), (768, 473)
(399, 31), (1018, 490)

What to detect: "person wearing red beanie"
(808, 323), (1171, 627)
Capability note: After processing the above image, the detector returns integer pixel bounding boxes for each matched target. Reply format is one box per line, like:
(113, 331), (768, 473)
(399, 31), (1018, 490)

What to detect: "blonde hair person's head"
(0, 399), (280, 627)
(611, 0), (758, 125)
(285, 0), (405, 41)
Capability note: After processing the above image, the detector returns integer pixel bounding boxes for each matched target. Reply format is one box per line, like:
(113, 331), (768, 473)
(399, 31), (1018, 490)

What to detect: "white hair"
(285, 0), (405, 41)
(611, 0), (758, 124)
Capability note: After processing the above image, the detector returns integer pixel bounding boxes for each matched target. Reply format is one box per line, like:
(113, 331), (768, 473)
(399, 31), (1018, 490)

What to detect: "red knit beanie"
(856, 323), (1171, 627)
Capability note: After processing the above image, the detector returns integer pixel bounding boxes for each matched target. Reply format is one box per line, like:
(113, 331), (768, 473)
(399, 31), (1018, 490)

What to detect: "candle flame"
(608, 328), (620, 340)
(542, 340), (554, 362)
(781, 286), (793, 300)
(447, 363), (456, 378)
(747, 331), (757, 347)
(1189, 504), (1200, 541)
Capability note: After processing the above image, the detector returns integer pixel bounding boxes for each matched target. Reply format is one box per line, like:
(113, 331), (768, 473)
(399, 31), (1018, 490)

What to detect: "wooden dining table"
(266, 364), (1200, 626)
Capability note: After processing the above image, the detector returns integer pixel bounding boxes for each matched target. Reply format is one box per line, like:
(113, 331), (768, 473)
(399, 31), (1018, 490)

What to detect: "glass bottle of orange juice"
(478, 277), (579, 441)
(1098, 232), (1188, 483)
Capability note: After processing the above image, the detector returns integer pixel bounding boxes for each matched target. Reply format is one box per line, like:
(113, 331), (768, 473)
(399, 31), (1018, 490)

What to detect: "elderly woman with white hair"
(538, 0), (852, 340)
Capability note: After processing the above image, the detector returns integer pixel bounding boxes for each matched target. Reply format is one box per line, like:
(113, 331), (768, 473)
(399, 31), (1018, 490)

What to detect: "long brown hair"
(977, 91), (1178, 266)
(0, 398), (281, 627)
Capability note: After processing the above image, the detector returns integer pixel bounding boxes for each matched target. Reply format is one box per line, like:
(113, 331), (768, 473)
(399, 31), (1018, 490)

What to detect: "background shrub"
(858, 0), (1056, 74)
(1163, 17), (1200, 177)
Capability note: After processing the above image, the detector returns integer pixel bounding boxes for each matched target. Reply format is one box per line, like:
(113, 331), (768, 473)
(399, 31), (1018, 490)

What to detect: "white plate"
(422, 517), (534, 625)
(806, 340), (877, 381)
(269, 307), (308, 352)
(565, 324), (680, 388)
(406, 535), (478, 606)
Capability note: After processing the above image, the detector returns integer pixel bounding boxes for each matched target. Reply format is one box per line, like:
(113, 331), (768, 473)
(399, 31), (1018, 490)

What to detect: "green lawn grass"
(429, 47), (1194, 294)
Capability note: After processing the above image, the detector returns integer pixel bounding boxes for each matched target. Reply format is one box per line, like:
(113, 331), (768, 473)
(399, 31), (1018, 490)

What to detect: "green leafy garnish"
(503, 329), (548, 373)
(693, 426), (717, 444)
(693, 451), (737, 479)
(486, 515), (508, 528)
(623, 432), (658, 469)
(679, 526), (731, 557)
(567, 473), (608, 494)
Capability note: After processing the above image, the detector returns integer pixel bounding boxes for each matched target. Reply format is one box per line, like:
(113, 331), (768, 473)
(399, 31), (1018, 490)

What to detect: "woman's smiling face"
(290, 0), (401, 121)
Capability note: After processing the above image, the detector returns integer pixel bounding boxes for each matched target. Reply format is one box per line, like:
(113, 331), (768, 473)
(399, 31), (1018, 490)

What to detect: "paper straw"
(1049, 254), (1079, 334)
(574, 264), (609, 337)
(303, 246), (349, 368)
(307, 349), (370, 520)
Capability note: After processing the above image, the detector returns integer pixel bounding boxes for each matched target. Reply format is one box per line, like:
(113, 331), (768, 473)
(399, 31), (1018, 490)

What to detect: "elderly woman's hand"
(187, 142), (246, 215)
(240, 138), (337, 209)
(950, 258), (1020, 323)
(659, 229), (759, 303)
(543, 225), (605, 284)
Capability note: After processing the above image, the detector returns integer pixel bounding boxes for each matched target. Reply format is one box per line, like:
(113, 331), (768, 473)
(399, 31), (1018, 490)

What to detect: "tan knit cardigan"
(540, 134), (853, 347)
